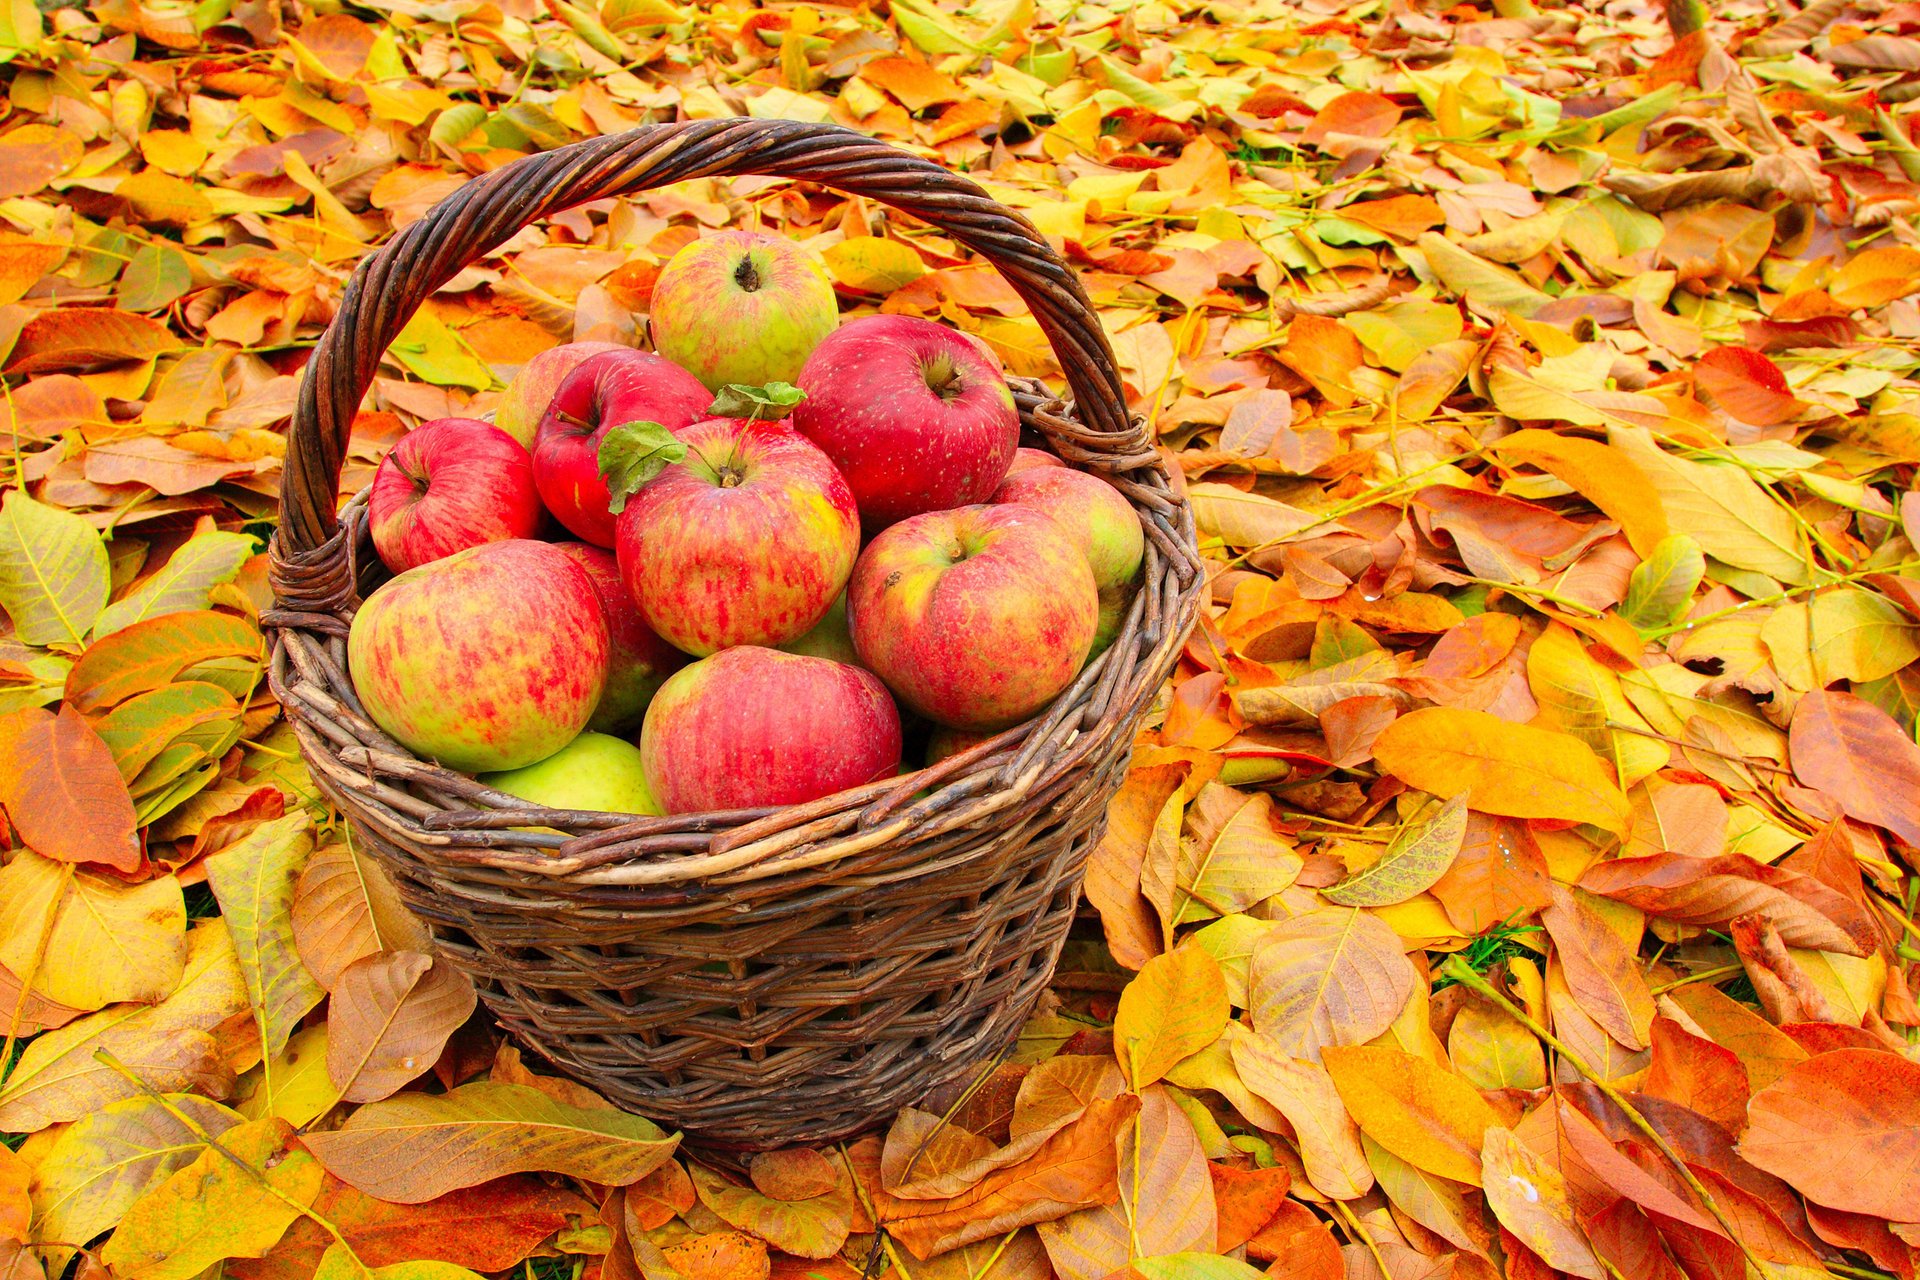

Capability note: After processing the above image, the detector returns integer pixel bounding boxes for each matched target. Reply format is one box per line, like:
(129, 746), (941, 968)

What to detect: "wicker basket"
(266, 118), (1204, 1150)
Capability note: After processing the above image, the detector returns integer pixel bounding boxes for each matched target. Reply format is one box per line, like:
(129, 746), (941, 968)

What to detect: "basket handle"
(274, 118), (1135, 580)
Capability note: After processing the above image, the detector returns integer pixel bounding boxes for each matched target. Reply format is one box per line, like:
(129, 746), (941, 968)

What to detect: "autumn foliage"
(8, 0), (1920, 1275)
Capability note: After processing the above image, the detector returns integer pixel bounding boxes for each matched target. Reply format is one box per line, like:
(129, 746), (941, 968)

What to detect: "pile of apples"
(346, 230), (1143, 820)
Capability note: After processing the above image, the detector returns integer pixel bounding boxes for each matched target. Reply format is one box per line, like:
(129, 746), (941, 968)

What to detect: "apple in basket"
(609, 391), (859, 656)
(794, 315), (1020, 533)
(649, 229), (839, 391)
(480, 731), (661, 817)
(532, 349), (712, 546)
(348, 539), (608, 773)
(848, 504), (1098, 731)
(1005, 446), (1066, 476)
(640, 646), (902, 813)
(550, 542), (688, 734)
(992, 466), (1143, 595)
(492, 339), (626, 449)
(367, 418), (543, 573)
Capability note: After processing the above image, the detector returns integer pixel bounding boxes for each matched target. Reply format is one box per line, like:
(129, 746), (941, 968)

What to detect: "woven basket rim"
(266, 119), (1205, 892)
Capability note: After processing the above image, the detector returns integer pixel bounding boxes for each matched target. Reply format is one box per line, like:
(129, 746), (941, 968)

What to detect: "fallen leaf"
(325, 950), (476, 1104)
(1113, 944), (1229, 1089)
(206, 812), (326, 1063)
(1246, 907), (1416, 1061)
(0, 704), (140, 871)
(1373, 708), (1630, 834)
(1321, 1045), (1500, 1186)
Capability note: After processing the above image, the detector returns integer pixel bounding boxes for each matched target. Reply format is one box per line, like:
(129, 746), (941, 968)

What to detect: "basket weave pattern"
(267, 118), (1204, 1149)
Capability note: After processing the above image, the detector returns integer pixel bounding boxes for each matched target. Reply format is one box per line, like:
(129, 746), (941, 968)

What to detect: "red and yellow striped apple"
(347, 540), (608, 773)
(848, 504), (1098, 730)
(649, 230), (838, 391)
(493, 340), (625, 448)
(615, 417), (858, 656)
(368, 418), (543, 573)
(532, 349), (711, 546)
(794, 315), (1019, 533)
(551, 543), (688, 734)
(640, 646), (902, 813)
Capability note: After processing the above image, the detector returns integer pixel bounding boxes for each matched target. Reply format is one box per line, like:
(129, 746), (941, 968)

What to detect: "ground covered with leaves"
(5, 0), (1920, 1275)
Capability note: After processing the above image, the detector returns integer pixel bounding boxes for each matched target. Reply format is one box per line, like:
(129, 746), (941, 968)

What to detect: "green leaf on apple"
(707, 382), (806, 422)
(598, 420), (688, 513)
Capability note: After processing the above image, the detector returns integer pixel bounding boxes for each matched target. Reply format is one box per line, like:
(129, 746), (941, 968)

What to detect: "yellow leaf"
(1189, 484), (1318, 549)
(137, 129), (207, 176)
(100, 1116), (321, 1280)
(822, 236), (926, 294)
(1526, 623), (1668, 789)
(1247, 907), (1417, 1060)
(1608, 424), (1809, 585)
(1113, 945), (1229, 1089)
(1761, 587), (1920, 689)
(1492, 428), (1669, 557)
(1321, 1045), (1501, 1186)
(0, 850), (186, 1012)
(1480, 1127), (1605, 1278)
(1373, 707), (1630, 834)
(1226, 1024), (1372, 1200)
(1829, 245), (1920, 309)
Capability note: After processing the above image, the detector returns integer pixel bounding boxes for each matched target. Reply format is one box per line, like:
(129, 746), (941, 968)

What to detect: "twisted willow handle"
(275, 117), (1133, 562)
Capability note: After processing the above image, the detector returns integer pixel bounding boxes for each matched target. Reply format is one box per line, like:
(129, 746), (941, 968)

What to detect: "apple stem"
(923, 353), (964, 402)
(556, 408), (596, 436)
(733, 255), (762, 293)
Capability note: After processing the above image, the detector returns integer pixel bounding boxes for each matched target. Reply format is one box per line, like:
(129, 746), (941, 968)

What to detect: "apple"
(532, 349), (712, 546)
(991, 466), (1143, 594)
(848, 504), (1097, 730)
(779, 591), (859, 667)
(649, 230), (838, 391)
(367, 418), (543, 573)
(615, 416), (858, 656)
(348, 540), (608, 773)
(1090, 583), (1131, 661)
(640, 646), (902, 813)
(1006, 446), (1066, 476)
(794, 315), (1019, 532)
(551, 543), (688, 734)
(493, 340), (625, 449)
(479, 732), (661, 817)
(926, 723), (997, 766)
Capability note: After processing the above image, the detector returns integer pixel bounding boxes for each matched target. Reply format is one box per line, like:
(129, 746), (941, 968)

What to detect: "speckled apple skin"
(532, 349), (712, 547)
(493, 341), (625, 448)
(551, 542), (688, 734)
(991, 465), (1144, 593)
(795, 315), (1019, 533)
(649, 230), (839, 391)
(348, 540), (609, 773)
(368, 418), (543, 573)
(848, 504), (1098, 731)
(616, 417), (859, 656)
(640, 646), (903, 813)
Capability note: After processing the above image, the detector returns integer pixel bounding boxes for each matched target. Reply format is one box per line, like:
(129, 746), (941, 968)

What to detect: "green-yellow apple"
(779, 591), (858, 666)
(479, 732), (661, 817)
(848, 504), (1097, 730)
(368, 418), (543, 572)
(533, 349), (711, 546)
(991, 466), (1143, 593)
(492, 340), (625, 448)
(649, 230), (838, 390)
(347, 540), (608, 772)
(552, 543), (688, 734)
(640, 646), (902, 813)
(615, 416), (858, 655)
(794, 315), (1018, 532)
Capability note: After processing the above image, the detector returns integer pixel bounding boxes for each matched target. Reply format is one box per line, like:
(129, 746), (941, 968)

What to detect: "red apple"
(650, 230), (839, 390)
(368, 418), (543, 573)
(493, 340), (625, 449)
(551, 543), (688, 734)
(348, 540), (608, 772)
(926, 723), (997, 766)
(532, 349), (711, 546)
(795, 315), (1020, 532)
(992, 466), (1143, 593)
(1006, 447), (1066, 476)
(848, 504), (1097, 730)
(640, 646), (902, 813)
(615, 416), (858, 656)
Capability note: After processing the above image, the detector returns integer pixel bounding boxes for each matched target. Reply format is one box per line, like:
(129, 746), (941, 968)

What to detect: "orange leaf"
(0, 705), (140, 872)
(858, 57), (964, 112)
(1788, 689), (1920, 849)
(1541, 883), (1655, 1051)
(625, 1160), (696, 1232)
(0, 124), (83, 199)
(1301, 92), (1400, 146)
(1246, 1200), (1342, 1278)
(1694, 346), (1806, 426)
(1741, 1049), (1920, 1221)
(6, 307), (175, 374)
(1208, 1163), (1290, 1252)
